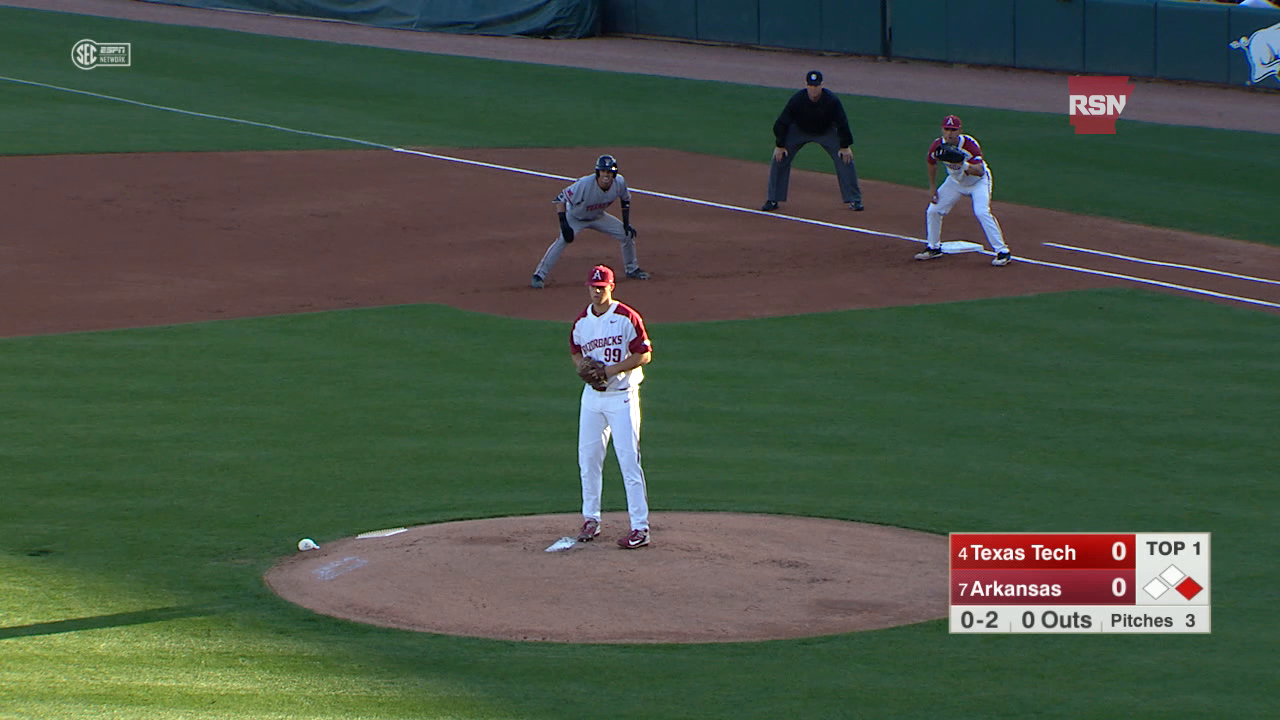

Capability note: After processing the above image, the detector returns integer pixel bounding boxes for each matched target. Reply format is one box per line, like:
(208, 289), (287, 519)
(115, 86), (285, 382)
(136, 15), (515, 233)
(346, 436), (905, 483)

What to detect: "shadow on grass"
(0, 603), (228, 639)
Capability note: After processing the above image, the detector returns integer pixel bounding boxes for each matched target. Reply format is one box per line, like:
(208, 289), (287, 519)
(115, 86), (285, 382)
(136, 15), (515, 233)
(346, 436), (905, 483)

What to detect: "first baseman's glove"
(933, 144), (967, 164)
(577, 358), (608, 391)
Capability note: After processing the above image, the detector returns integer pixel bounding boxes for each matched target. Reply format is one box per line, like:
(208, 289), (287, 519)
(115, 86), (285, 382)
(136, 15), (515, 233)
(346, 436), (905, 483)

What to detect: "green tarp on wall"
(142, 0), (601, 38)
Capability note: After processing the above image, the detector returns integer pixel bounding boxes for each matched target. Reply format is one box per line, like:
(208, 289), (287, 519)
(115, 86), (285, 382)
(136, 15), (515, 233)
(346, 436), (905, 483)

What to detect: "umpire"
(760, 70), (864, 212)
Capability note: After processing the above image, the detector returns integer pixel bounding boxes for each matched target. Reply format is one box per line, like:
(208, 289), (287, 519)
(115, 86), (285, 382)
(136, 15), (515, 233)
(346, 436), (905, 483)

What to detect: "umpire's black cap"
(806, 70), (823, 85)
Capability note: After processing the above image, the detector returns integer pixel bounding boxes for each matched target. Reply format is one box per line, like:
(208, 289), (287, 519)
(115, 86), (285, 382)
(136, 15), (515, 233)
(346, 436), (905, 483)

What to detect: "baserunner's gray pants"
(534, 212), (640, 281)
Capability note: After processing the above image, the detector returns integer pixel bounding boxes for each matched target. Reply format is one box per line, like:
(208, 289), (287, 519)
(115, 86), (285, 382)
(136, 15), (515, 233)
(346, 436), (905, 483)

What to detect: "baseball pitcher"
(570, 264), (652, 549)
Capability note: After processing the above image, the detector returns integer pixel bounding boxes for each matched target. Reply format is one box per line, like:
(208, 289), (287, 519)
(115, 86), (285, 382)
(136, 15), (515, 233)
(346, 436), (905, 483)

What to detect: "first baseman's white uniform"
(925, 135), (1009, 255)
(535, 174), (641, 281)
(570, 300), (651, 532)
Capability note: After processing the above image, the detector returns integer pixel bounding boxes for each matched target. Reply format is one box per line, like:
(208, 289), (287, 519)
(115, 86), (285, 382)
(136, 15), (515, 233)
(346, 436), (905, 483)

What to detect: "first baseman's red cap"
(585, 265), (615, 287)
(942, 115), (962, 129)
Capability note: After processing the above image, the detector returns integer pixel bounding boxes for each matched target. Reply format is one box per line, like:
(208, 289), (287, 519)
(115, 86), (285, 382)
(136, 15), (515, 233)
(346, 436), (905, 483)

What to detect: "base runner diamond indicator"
(1160, 565), (1186, 586)
(1143, 578), (1168, 600)
(1176, 577), (1203, 600)
(949, 532), (1210, 633)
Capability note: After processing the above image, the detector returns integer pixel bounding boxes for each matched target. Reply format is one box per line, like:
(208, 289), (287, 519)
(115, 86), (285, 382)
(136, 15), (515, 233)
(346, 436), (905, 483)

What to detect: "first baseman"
(531, 155), (650, 289)
(570, 264), (653, 549)
(915, 115), (1012, 266)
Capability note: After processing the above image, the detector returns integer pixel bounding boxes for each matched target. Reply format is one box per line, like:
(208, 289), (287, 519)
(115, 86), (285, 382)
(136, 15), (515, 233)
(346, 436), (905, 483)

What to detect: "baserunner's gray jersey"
(559, 173), (631, 222)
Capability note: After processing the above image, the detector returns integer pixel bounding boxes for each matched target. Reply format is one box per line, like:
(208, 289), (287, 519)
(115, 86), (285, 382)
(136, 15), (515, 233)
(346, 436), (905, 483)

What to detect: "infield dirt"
(6, 0), (1277, 643)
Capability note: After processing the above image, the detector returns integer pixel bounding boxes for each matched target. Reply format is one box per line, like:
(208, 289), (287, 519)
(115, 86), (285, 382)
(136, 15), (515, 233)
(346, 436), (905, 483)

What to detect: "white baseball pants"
(926, 173), (1008, 254)
(578, 385), (648, 532)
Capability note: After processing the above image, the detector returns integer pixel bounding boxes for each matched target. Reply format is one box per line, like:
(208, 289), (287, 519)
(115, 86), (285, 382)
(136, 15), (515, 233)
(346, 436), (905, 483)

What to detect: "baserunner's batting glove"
(621, 201), (636, 239)
(558, 211), (574, 243)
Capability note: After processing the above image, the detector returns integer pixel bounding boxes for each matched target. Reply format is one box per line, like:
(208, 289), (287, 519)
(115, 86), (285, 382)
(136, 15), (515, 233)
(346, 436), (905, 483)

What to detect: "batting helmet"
(594, 154), (619, 175)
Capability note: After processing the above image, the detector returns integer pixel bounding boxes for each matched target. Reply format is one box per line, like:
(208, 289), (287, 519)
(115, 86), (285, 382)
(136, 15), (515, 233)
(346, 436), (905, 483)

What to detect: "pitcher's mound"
(265, 512), (948, 643)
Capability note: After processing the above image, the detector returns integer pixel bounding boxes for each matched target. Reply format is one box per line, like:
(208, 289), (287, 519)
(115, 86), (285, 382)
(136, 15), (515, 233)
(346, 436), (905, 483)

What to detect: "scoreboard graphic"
(948, 532), (1210, 633)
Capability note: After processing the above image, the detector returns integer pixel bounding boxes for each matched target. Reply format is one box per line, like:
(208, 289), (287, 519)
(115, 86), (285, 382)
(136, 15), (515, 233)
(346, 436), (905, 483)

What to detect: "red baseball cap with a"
(942, 115), (962, 129)
(585, 265), (615, 287)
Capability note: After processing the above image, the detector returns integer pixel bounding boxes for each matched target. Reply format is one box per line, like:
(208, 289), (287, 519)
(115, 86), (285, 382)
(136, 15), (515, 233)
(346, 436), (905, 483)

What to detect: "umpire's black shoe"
(849, 201), (865, 211)
(760, 200), (779, 211)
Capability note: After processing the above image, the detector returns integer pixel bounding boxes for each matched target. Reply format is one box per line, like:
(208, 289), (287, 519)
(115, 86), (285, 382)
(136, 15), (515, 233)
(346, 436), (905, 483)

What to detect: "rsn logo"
(1067, 76), (1135, 135)
(1070, 95), (1127, 116)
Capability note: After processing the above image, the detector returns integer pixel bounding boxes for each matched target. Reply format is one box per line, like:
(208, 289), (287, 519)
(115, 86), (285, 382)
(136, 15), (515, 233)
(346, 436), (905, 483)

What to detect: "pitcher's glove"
(933, 144), (967, 164)
(577, 358), (609, 391)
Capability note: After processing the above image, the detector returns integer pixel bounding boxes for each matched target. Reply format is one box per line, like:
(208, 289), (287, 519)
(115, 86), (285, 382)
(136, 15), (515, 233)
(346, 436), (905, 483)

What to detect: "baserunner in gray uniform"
(531, 154), (650, 289)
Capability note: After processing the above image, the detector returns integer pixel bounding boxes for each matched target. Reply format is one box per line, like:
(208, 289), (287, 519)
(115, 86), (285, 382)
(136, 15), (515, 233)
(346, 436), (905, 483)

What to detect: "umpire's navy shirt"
(772, 89), (854, 148)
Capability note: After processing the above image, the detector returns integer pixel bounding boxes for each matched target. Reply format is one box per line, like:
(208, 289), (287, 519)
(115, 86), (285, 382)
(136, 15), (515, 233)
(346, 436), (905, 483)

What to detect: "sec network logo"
(72, 39), (131, 70)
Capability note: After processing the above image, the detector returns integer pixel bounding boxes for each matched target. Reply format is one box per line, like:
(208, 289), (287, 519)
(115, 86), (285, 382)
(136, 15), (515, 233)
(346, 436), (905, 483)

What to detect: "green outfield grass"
(0, 6), (1277, 244)
(1, 5), (1277, 720)
(2, 296), (1276, 719)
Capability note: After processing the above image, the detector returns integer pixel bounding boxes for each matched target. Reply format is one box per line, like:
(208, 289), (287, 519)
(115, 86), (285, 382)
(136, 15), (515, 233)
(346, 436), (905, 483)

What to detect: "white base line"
(1010, 256), (1280, 310)
(395, 147), (922, 241)
(1044, 242), (1280, 286)
(394, 147), (570, 182)
(4, 75), (1276, 311)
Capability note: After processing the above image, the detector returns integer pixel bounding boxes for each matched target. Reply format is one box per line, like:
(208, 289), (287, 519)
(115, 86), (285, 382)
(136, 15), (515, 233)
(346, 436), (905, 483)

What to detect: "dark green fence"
(602, 0), (886, 54)
(600, 0), (1280, 88)
(149, 0), (601, 38)
(142, 0), (1280, 87)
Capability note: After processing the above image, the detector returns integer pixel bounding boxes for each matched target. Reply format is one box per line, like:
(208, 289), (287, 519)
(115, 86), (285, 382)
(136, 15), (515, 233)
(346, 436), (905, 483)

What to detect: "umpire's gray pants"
(533, 212), (639, 281)
(765, 127), (863, 204)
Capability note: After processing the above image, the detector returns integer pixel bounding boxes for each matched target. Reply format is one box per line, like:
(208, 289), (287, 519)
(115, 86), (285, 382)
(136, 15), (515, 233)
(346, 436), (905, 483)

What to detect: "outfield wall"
(600, 0), (1280, 88)
(141, 0), (1280, 87)
(142, 0), (601, 38)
